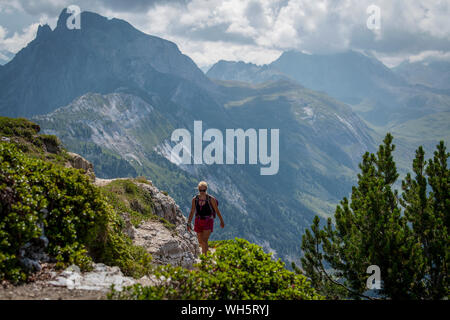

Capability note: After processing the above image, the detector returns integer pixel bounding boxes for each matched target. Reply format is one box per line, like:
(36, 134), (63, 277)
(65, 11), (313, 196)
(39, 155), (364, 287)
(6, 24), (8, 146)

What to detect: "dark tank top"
(195, 195), (213, 218)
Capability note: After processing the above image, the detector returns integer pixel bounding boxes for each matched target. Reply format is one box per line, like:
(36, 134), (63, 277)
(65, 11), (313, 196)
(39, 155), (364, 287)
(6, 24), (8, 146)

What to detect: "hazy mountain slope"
(214, 79), (374, 208)
(207, 52), (450, 182)
(207, 51), (450, 129)
(393, 60), (450, 90)
(206, 60), (289, 84)
(270, 50), (405, 101)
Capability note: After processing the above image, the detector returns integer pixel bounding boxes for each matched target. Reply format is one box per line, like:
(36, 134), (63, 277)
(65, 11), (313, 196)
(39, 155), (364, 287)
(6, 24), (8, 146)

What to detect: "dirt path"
(0, 264), (106, 300)
(0, 282), (106, 300)
(1, 247), (217, 299)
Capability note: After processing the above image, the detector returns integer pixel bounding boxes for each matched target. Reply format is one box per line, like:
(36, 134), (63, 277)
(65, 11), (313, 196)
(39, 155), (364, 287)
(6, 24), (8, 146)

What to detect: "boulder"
(49, 263), (138, 291)
(66, 152), (95, 180)
(133, 219), (199, 269)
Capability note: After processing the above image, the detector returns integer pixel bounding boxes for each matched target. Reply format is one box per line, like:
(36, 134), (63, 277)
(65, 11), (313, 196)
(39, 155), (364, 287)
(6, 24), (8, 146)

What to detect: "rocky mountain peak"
(36, 24), (52, 39)
(0, 9), (214, 118)
(56, 7), (71, 29)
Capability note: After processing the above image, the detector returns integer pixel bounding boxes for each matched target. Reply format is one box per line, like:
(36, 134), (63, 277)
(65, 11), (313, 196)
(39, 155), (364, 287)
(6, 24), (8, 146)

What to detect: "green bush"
(134, 176), (151, 185)
(100, 179), (175, 230)
(38, 134), (61, 152)
(0, 116), (40, 138)
(0, 142), (152, 282)
(109, 238), (323, 300)
(0, 117), (72, 168)
(208, 240), (230, 248)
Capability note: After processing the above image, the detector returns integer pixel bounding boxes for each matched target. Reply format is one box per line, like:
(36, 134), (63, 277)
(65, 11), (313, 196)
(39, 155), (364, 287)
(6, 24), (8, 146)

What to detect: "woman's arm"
(210, 198), (225, 228)
(187, 198), (195, 231)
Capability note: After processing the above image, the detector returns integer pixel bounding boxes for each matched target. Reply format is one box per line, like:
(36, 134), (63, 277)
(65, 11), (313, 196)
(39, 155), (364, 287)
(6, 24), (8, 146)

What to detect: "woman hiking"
(187, 181), (225, 255)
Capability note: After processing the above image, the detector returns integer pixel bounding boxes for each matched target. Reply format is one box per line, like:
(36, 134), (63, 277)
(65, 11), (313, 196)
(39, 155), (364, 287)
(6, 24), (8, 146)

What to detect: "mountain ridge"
(206, 51), (450, 180)
(206, 50), (450, 127)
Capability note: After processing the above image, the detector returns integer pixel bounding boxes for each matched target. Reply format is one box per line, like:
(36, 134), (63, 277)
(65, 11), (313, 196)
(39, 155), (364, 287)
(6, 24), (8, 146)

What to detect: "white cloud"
(175, 38), (282, 67)
(0, 0), (23, 13)
(0, 0), (449, 68)
(123, 0), (450, 67)
(408, 50), (450, 63)
(0, 22), (39, 53)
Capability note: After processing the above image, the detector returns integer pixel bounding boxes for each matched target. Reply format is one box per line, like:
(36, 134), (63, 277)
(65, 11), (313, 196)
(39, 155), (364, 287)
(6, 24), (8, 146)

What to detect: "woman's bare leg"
(201, 230), (212, 255)
(196, 232), (205, 253)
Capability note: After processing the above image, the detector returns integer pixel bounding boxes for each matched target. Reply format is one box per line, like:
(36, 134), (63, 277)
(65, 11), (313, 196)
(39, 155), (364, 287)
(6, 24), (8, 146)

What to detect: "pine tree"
(299, 134), (448, 299)
(297, 216), (348, 299)
(400, 142), (449, 299)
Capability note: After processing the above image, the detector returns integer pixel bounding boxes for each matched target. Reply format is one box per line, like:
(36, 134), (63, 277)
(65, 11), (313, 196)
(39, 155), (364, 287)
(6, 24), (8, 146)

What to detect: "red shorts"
(194, 216), (214, 233)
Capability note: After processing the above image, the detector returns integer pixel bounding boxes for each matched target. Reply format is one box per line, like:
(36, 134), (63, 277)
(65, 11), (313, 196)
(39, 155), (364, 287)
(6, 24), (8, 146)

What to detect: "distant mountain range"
(207, 60), (290, 84)
(1, 8), (447, 265)
(206, 51), (450, 177)
(208, 50), (450, 126)
(393, 59), (450, 91)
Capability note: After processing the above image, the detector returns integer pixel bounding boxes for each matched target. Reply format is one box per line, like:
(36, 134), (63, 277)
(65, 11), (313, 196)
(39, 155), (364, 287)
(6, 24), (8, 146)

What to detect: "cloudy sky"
(0, 0), (449, 69)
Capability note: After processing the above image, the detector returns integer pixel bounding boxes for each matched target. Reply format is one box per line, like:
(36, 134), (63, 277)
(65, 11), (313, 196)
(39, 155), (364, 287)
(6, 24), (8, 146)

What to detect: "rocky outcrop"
(132, 219), (199, 269)
(66, 152), (95, 180)
(49, 264), (135, 291)
(94, 178), (200, 269)
(132, 181), (201, 268)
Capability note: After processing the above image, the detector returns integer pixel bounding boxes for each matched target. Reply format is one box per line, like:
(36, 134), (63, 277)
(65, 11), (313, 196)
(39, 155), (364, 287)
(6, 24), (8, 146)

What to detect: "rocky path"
(0, 262), (161, 300)
(0, 247), (214, 300)
(0, 264), (105, 300)
(0, 247), (215, 300)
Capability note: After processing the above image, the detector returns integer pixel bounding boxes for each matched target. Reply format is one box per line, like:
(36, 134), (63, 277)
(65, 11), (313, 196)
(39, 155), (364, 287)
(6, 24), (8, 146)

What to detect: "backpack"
(195, 194), (218, 218)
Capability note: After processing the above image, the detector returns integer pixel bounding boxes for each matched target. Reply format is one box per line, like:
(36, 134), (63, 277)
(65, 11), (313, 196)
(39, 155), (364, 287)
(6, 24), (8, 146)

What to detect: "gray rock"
(132, 182), (201, 268)
(17, 230), (51, 272)
(42, 138), (61, 154)
(133, 216), (200, 269)
(121, 212), (136, 240)
(38, 235), (49, 248)
(66, 152), (95, 180)
(19, 257), (42, 272)
(49, 263), (138, 291)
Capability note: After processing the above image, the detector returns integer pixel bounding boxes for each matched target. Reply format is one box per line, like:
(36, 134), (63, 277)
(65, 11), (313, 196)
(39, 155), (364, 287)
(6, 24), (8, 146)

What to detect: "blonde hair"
(198, 181), (208, 189)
